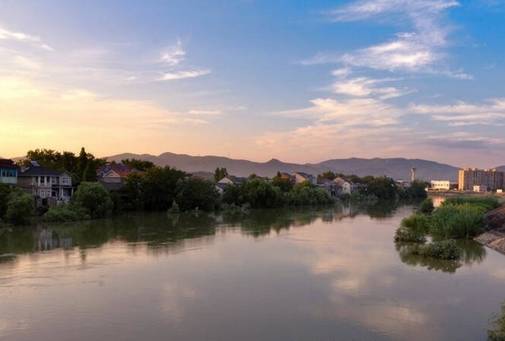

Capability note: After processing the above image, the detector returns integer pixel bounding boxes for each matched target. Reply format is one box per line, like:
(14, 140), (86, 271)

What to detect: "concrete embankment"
(475, 205), (505, 255)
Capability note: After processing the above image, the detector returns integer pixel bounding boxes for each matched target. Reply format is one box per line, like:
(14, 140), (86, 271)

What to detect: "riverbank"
(475, 204), (505, 255)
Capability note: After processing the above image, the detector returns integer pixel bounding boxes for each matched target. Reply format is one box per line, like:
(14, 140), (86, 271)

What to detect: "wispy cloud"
(0, 25), (53, 51)
(187, 109), (222, 116)
(304, 0), (463, 76)
(410, 98), (505, 125)
(159, 69), (211, 81)
(160, 40), (186, 66)
(331, 71), (411, 99)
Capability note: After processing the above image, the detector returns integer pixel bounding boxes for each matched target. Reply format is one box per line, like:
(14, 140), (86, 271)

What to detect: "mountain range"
(106, 152), (463, 181)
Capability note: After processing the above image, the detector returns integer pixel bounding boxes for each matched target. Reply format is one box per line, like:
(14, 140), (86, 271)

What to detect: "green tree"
(240, 178), (284, 208)
(140, 166), (187, 210)
(361, 176), (398, 200)
(5, 190), (34, 225)
(272, 172), (293, 192)
(73, 182), (113, 218)
(214, 167), (228, 182)
(318, 171), (337, 181)
(0, 183), (12, 218)
(175, 177), (219, 211)
(122, 159), (155, 171)
(404, 180), (428, 199)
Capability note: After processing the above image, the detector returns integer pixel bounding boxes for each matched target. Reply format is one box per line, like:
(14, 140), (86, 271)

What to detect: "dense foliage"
(22, 147), (105, 182)
(73, 182), (113, 218)
(175, 177), (220, 211)
(419, 198), (434, 214)
(430, 204), (486, 239)
(121, 158), (155, 171)
(5, 190), (34, 225)
(411, 240), (461, 260)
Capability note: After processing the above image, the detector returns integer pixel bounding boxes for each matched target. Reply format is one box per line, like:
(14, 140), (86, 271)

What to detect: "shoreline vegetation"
(395, 196), (502, 261)
(0, 148), (429, 227)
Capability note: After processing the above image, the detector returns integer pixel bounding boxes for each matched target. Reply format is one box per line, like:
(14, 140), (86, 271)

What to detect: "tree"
(272, 173), (293, 192)
(240, 178), (284, 208)
(318, 171), (337, 181)
(175, 177), (219, 211)
(140, 166), (187, 210)
(73, 182), (113, 218)
(5, 190), (34, 225)
(122, 159), (155, 171)
(0, 183), (11, 218)
(214, 167), (228, 182)
(24, 147), (105, 183)
(404, 180), (428, 199)
(361, 176), (398, 200)
(118, 173), (144, 211)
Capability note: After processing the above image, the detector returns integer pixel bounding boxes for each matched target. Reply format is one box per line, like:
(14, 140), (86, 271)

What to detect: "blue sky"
(1, 0), (505, 167)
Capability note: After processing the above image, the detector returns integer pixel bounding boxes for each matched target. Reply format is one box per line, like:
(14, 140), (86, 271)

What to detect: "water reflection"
(0, 202), (386, 256)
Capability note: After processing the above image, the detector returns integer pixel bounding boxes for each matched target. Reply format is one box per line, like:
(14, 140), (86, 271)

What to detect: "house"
(293, 172), (316, 185)
(215, 176), (246, 194)
(318, 177), (355, 197)
(18, 161), (73, 205)
(97, 163), (141, 191)
(97, 163), (138, 184)
(333, 177), (354, 195)
(0, 159), (18, 185)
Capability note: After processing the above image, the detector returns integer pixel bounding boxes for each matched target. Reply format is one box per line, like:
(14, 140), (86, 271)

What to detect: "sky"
(0, 0), (505, 167)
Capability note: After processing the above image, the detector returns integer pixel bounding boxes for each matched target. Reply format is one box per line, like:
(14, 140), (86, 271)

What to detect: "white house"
(430, 180), (451, 191)
(18, 162), (73, 205)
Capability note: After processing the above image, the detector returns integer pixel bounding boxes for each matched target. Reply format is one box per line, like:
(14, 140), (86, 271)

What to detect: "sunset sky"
(1, 0), (505, 167)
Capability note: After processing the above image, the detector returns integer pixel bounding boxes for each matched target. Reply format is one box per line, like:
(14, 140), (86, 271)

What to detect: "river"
(0, 203), (504, 340)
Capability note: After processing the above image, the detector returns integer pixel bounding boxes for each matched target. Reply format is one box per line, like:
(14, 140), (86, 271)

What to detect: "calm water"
(1, 204), (504, 340)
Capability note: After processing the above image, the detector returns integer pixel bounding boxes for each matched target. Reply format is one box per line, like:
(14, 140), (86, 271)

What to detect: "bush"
(401, 213), (430, 234)
(43, 204), (90, 222)
(394, 227), (426, 243)
(430, 204), (485, 239)
(5, 190), (33, 225)
(175, 177), (219, 211)
(73, 182), (113, 218)
(419, 198), (434, 214)
(413, 240), (461, 260)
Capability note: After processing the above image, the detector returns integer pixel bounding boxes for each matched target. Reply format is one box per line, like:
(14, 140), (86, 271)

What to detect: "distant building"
(0, 159), (18, 185)
(97, 163), (138, 184)
(293, 172), (316, 185)
(458, 168), (504, 192)
(430, 180), (451, 191)
(18, 162), (73, 205)
(333, 177), (353, 195)
(215, 175), (246, 194)
(97, 163), (141, 191)
(318, 177), (355, 197)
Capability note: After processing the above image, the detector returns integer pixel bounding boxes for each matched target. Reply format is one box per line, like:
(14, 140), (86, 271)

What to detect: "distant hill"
(107, 152), (460, 181)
